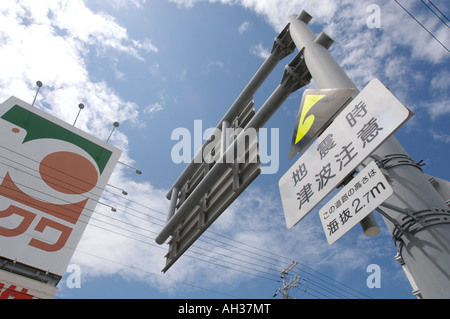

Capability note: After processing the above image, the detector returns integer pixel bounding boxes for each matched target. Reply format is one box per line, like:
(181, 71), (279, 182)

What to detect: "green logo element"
(1, 105), (112, 174)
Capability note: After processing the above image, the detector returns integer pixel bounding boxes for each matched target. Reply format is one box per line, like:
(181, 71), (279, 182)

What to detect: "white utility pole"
(288, 11), (450, 298)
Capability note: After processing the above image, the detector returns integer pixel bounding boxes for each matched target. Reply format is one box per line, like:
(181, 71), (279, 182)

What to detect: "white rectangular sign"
(279, 78), (412, 229)
(0, 96), (121, 276)
(319, 161), (393, 244)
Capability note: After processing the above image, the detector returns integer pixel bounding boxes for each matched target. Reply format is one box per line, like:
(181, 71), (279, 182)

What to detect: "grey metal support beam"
(221, 120), (230, 159)
(165, 187), (179, 225)
(288, 11), (450, 298)
(288, 12), (356, 90)
(156, 51), (311, 246)
(165, 24), (296, 202)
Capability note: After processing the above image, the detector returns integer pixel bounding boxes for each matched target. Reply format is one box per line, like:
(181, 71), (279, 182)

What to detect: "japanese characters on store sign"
(319, 161), (393, 245)
(0, 282), (33, 299)
(0, 97), (121, 276)
(0, 270), (58, 299)
(279, 78), (412, 229)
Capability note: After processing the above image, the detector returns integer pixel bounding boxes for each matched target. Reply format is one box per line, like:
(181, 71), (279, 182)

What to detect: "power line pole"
(287, 11), (450, 298)
(274, 261), (301, 299)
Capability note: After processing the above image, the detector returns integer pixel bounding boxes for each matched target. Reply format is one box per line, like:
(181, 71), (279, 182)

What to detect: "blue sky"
(0, 0), (449, 299)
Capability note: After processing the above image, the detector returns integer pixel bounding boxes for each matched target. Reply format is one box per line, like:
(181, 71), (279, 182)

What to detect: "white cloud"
(239, 0), (340, 29)
(203, 60), (225, 73)
(104, 0), (148, 9)
(47, 0), (157, 59)
(238, 21), (250, 34)
(179, 69), (188, 81)
(250, 43), (270, 59)
(0, 0), (159, 139)
(169, 0), (203, 8)
(423, 99), (450, 120)
(144, 102), (164, 114)
(430, 70), (450, 92)
(431, 131), (450, 144)
(70, 169), (170, 283)
(169, 0), (448, 66)
(383, 2), (449, 64)
(132, 38), (159, 54)
(168, 0), (448, 110)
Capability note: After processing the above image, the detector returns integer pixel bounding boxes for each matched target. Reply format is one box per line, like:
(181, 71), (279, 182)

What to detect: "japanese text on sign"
(293, 103), (382, 196)
(279, 78), (412, 229)
(319, 161), (393, 244)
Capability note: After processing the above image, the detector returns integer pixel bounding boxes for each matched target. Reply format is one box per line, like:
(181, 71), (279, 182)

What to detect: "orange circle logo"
(39, 151), (98, 195)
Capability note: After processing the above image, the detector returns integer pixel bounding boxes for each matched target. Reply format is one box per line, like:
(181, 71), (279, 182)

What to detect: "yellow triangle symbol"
(295, 94), (325, 144)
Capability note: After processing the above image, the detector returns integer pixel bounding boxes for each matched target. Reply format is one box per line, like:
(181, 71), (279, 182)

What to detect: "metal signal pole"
(287, 11), (450, 298)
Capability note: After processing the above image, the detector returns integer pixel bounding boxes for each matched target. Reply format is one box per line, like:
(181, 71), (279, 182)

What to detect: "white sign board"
(0, 96), (121, 276)
(279, 78), (412, 229)
(319, 161), (393, 244)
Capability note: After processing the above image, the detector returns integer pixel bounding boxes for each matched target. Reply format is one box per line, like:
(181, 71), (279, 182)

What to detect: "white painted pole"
(288, 11), (450, 298)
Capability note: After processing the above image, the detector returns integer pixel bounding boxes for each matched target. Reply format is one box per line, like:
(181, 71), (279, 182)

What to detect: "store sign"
(0, 96), (121, 275)
(0, 269), (57, 299)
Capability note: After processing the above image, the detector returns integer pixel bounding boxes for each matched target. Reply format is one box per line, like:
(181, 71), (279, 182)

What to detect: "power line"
(204, 229), (372, 298)
(0, 176), (366, 299)
(393, 0), (450, 52)
(0, 167), (367, 298)
(0, 214), (242, 299)
(426, 0), (450, 22)
(0, 145), (371, 298)
(71, 249), (244, 299)
(0, 198), (279, 291)
(420, 0), (450, 28)
(0, 145), (165, 224)
(274, 261), (301, 299)
(0, 161), (283, 285)
(192, 229), (370, 298)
